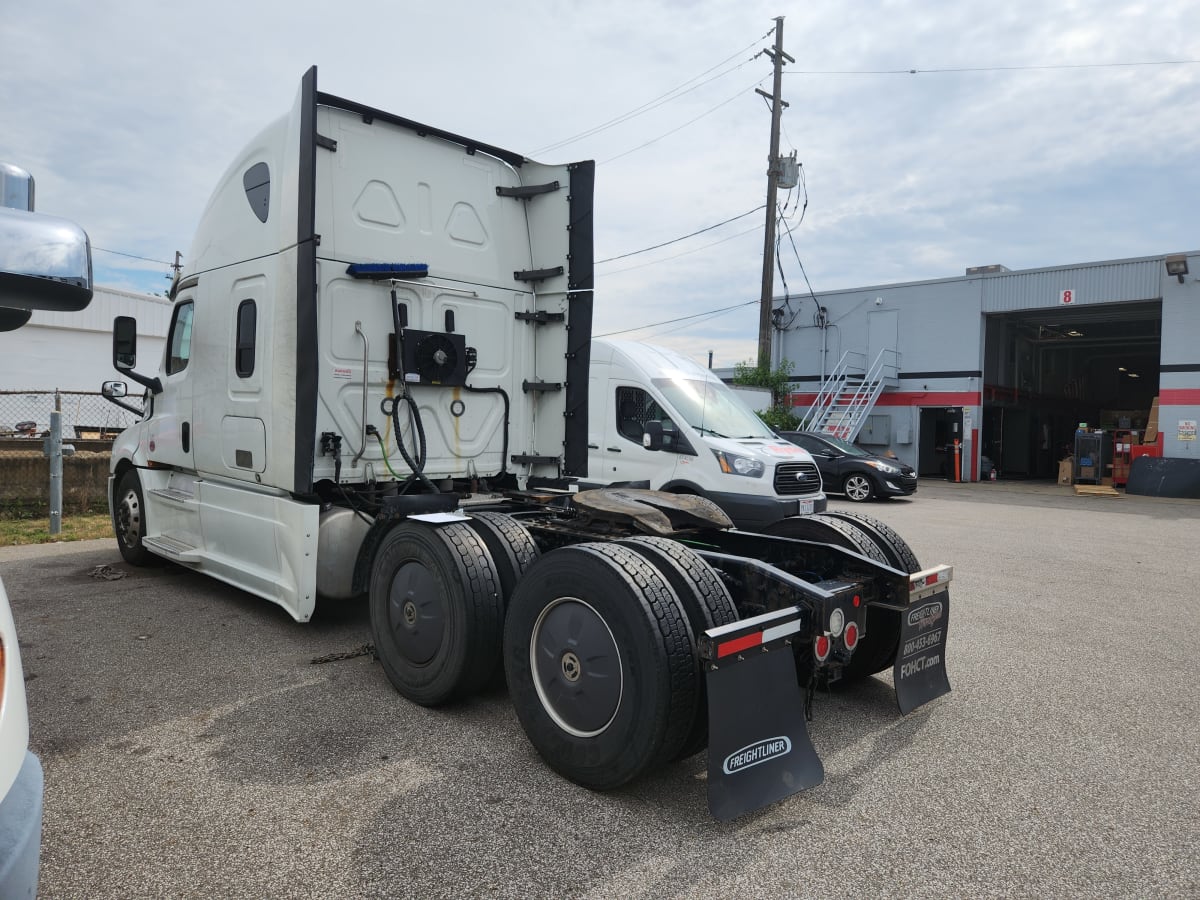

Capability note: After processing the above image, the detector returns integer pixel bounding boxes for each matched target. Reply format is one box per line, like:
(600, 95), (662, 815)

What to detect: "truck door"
(147, 296), (196, 470)
(600, 383), (680, 488)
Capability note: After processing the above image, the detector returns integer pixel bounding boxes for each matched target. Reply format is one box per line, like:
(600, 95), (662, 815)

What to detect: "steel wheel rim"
(387, 560), (444, 665)
(117, 488), (142, 548)
(845, 475), (871, 501)
(530, 596), (623, 738)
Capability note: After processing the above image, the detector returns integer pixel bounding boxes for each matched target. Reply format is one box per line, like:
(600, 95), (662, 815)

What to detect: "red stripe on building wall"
(1159, 389), (1200, 405)
(789, 391), (983, 408)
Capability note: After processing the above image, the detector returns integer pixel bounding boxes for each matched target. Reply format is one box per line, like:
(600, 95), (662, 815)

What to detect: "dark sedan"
(778, 431), (917, 501)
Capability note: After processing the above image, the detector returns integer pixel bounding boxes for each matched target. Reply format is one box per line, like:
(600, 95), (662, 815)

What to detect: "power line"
(596, 206), (765, 265)
(596, 299), (758, 338)
(786, 59), (1200, 76)
(93, 246), (173, 266)
(599, 77), (767, 165)
(533, 28), (775, 155)
(598, 222), (762, 277)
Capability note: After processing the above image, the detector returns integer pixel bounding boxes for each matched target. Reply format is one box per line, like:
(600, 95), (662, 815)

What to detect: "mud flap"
(893, 589), (951, 715)
(706, 647), (823, 821)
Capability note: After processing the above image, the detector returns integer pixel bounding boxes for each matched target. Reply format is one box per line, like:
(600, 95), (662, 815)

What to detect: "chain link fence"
(0, 391), (132, 515)
(0, 390), (140, 439)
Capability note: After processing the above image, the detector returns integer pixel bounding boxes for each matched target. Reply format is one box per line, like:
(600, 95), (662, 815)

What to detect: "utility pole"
(756, 17), (793, 370)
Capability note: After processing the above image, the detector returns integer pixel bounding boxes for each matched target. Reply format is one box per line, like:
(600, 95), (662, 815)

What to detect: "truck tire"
(764, 513), (889, 564)
(369, 521), (503, 706)
(821, 510), (921, 574)
(819, 511), (922, 679)
(617, 536), (736, 760)
(112, 468), (160, 567)
(503, 543), (698, 790)
(464, 511), (540, 609)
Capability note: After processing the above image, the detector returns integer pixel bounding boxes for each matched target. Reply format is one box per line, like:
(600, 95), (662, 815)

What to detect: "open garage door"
(982, 300), (1161, 478)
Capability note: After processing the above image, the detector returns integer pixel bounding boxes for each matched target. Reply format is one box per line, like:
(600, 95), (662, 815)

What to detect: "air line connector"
(320, 432), (343, 457)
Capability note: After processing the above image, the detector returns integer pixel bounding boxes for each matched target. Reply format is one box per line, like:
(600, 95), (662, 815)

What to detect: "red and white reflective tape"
(909, 565), (953, 602)
(716, 618), (803, 659)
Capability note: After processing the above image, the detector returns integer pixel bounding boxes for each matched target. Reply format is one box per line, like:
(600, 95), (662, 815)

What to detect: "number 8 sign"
(1059, 289), (1075, 305)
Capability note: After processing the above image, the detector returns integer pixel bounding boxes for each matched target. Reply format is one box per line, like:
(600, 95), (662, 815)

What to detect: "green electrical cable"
(373, 431), (405, 481)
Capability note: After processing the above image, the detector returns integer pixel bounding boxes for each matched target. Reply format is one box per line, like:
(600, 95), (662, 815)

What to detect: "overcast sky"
(5, 1), (1198, 367)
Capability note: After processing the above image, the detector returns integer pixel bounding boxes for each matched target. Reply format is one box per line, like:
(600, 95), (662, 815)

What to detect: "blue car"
(0, 577), (43, 898)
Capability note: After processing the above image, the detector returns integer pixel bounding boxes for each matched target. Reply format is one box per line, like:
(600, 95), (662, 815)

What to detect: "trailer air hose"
(380, 393), (437, 493)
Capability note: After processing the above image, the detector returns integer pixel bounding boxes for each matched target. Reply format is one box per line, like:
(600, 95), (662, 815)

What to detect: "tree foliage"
(732, 358), (800, 432)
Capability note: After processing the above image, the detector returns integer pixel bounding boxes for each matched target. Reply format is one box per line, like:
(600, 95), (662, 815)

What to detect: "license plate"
(797, 499), (814, 515)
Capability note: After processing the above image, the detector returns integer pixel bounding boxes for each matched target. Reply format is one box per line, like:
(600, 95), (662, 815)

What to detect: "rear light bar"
(908, 565), (953, 602)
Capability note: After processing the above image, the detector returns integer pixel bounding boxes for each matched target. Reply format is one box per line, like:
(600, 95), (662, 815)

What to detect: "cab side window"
(166, 301), (194, 375)
(235, 299), (256, 377)
(615, 386), (678, 449)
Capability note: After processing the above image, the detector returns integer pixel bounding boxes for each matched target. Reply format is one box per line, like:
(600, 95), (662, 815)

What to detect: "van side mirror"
(113, 316), (137, 369)
(643, 420), (664, 451)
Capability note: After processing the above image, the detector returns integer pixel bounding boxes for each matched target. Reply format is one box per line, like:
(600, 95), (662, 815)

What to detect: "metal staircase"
(802, 349), (899, 441)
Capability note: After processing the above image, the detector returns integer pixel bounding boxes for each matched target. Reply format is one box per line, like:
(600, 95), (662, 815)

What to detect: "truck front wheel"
(369, 522), (503, 706)
(503, 543), (698, 790)
(112, 468), (159, 567)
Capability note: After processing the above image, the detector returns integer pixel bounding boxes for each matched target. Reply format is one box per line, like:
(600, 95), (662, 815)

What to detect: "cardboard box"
(1079, 465), (1096, 480)
(1058, 458), (1073, 485)
(1145, 397), (1159, 444)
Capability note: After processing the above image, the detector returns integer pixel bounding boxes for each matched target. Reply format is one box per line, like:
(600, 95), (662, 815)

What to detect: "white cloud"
(3, 0), (1197, 367)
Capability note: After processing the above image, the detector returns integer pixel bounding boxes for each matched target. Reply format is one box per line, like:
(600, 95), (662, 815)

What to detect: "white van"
(584, 338), (826, 530)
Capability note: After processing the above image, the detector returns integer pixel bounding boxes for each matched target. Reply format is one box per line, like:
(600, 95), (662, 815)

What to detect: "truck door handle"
(182, 421), (190, 453)
(587, 444), (599, 450)
(606, 447), (621, 453)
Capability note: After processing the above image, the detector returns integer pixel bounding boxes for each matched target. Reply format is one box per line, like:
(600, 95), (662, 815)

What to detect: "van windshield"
(651, 377), (775, 439)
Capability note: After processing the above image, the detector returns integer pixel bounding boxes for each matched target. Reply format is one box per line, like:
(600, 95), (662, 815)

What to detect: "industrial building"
(773, 250), (1199, 491)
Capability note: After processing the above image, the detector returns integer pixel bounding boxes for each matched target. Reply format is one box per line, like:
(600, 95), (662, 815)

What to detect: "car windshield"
(651, 376), (775, 439)
(818, 434), (873, 457)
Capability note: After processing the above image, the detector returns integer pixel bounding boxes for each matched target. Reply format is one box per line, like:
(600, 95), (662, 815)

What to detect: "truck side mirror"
(113, 316), (137, 369)
(643, 420), (664, 451)
(101, 380), (128, 399)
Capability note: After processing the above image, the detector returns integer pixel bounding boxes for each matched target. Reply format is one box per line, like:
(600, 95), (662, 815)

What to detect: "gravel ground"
(2, 479), (1198, 899)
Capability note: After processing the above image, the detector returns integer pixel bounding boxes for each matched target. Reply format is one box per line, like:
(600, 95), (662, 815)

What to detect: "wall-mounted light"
(1166, 254), (1189, 284)
(1066, 329), (1083, 337)
(1118, 366), (1127, 372)
(1128, 372), (1140, 379)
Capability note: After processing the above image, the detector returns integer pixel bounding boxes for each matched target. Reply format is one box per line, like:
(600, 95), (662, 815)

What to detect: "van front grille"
(774, 461), (821, 495)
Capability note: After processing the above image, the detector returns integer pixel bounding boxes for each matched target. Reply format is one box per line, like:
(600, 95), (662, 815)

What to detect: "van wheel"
(617, 536), (736, 760)
(369, 522), (503, 706)
(820, 511), (921, 678)
(503, 543), (698, 790)
(112, 469), (159, 566)
(464, 511), (540, 609)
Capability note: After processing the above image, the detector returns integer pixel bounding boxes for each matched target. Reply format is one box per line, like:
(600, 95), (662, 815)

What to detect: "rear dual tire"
(369, 522), (503, 706)
(503, 543), (700, 790)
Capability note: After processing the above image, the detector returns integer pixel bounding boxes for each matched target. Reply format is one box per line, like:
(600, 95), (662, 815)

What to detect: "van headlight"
(712, 449), (765, 478)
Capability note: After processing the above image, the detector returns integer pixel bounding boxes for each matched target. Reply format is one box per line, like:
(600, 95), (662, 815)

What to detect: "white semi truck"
(101, 68), (952, 820)
(0, 160), (94, 898)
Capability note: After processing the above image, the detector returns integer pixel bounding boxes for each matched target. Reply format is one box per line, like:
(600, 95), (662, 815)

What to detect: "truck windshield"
(652, 377), (775, 440)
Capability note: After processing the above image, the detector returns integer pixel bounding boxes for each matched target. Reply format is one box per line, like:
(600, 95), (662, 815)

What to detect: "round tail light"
(843, 621), (860, 651)
(814, 634), (831, 662)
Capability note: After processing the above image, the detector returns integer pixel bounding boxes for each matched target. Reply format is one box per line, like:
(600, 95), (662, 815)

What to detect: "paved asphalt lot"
(3, 480), (1198, 899)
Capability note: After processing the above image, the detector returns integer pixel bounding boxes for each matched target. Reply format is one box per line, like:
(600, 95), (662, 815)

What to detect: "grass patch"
(0, 512), (113, 546)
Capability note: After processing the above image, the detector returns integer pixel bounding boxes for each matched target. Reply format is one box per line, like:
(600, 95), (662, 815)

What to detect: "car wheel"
(842, 472), (875, 502)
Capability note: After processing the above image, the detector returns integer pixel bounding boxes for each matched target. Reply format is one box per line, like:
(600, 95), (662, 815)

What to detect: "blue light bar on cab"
(345, 263), (429, 280)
